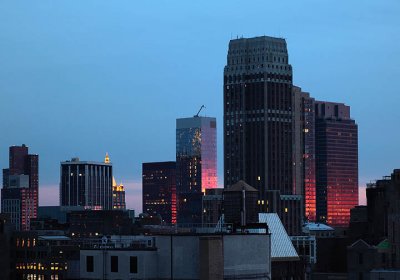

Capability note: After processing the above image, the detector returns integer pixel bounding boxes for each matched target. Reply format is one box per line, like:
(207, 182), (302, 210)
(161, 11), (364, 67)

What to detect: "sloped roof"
(224, 180), (259, 192)
(303, 222), (334, 231)
(258, 213), (299, 261)
(348, 239), (372, 249)
(376, 239), (391, 250)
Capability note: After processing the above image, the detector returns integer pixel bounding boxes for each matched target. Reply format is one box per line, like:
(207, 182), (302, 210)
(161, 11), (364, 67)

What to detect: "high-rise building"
(293, 86), (316, 222)
(60, 157), (112, 210)
(112, 177), (126, 210)
(315, 101), (358, 227)
(176, 116), (217, 224)
(224, 36), (294, 199)
(223, 36), (304, 234)
(142, 161), (176, 224)
(1, 144), (39, 231)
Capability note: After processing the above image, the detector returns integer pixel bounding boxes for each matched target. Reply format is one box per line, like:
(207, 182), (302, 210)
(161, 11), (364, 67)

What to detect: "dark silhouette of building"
(315, 101), (358, 227)
(12, 231), (80, 280)
(60, 157), (113, 210)
(347, 239), (389, 280)
(176, 116), (217, 224)
(223, 36), (306, 235)
(68, 210), (136, 238)
(1, 144), (39, 231)
(0, 214), (12, 279)
(224, 181), (259, 227)
(365, 169), (400, 268)
(142, 161), (176, 224)
(202, 188), (223, 225)
(224, 36), (294, 196)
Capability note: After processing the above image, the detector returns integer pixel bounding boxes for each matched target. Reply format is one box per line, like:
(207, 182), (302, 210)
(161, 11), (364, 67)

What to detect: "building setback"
(60, 157), (113, 210)
(176, 116), (217, 224)
(315, 101), (358, 227)
(142, 161), (177, 224)
(1, 144), (38, 231)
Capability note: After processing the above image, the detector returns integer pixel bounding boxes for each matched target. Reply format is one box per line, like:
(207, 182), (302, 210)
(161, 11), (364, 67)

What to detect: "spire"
(104, 152), (110, 164)
(112, 176), (117, 187)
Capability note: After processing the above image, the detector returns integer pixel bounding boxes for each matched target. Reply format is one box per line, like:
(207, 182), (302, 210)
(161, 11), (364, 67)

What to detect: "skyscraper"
(60, 157), (113, 210)
(112, 178), (126, 210)
(223, 36), (305, 234)
(142, 161), (176, 224)
(1, 144), (39, 231)
(224, 36), (294, 198)
(315, 101), (358, 227)
(176, 116), (217, 224)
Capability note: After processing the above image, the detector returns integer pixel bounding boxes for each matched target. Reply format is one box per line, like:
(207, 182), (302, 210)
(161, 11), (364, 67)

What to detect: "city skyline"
(1, 1), (400, 214)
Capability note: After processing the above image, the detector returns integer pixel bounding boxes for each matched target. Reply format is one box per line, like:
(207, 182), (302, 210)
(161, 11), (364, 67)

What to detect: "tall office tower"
(176, 116), (217, 224)
(224, 36), (293, 196)
(142, 161), (176, 224)
(224, 36), (303, 234)
(60, 157), (113, 210)
(1, 144), (39, 231)
(293, 86), (316, 222)
(112, 178), (126, 210)
(315, 101), (358, 227)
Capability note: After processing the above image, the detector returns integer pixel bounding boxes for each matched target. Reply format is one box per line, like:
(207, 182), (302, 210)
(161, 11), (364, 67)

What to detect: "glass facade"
(142, 161), (176, 224)
(315, 102), (358, 227)
(303, 95), (316, 222)
(176, 117), (217, 224)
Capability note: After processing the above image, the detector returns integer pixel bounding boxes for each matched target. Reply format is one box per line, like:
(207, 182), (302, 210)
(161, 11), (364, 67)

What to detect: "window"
(111, 256), (118, 272)
(130, 256), (138, 273)
(86, 256), (94, 272)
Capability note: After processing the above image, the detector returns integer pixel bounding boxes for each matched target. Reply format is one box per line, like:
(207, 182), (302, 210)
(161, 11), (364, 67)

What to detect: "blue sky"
(1, 1), (399, 213)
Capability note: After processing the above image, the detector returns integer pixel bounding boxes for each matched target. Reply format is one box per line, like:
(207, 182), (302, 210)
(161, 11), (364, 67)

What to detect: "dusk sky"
(1, 1), (399, 214)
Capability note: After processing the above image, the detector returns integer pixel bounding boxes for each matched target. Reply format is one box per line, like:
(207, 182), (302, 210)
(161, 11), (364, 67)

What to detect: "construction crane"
(194, 105), (205, 117)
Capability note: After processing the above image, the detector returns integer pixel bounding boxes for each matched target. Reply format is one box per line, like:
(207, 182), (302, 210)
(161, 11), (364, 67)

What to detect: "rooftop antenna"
(194, 105), (205, 117)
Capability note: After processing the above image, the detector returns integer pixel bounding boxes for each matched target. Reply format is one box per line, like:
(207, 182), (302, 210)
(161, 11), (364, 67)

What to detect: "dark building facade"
(68, 210), (136, 238)
(60, 158), (113, 210)
(176, 116), (217, 224)
(223, 36), (306, 235)
(293, 86), (317, 222)
(366, 169), (400, 268)
(1, 144), (39, 231)
(202, 188), (223, 225)
(314, 102), (358, 227)
(224, 36), (294, 196)
(142, 161), (176, 224)
(224, 181), (259, 227)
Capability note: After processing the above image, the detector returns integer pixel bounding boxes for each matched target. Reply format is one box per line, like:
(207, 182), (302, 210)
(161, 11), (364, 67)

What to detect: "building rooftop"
(225, 180), (258, 192)
(303, 222), (334, 231)
(39, 235), (71, 241)
(258, 213), (299, 261)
